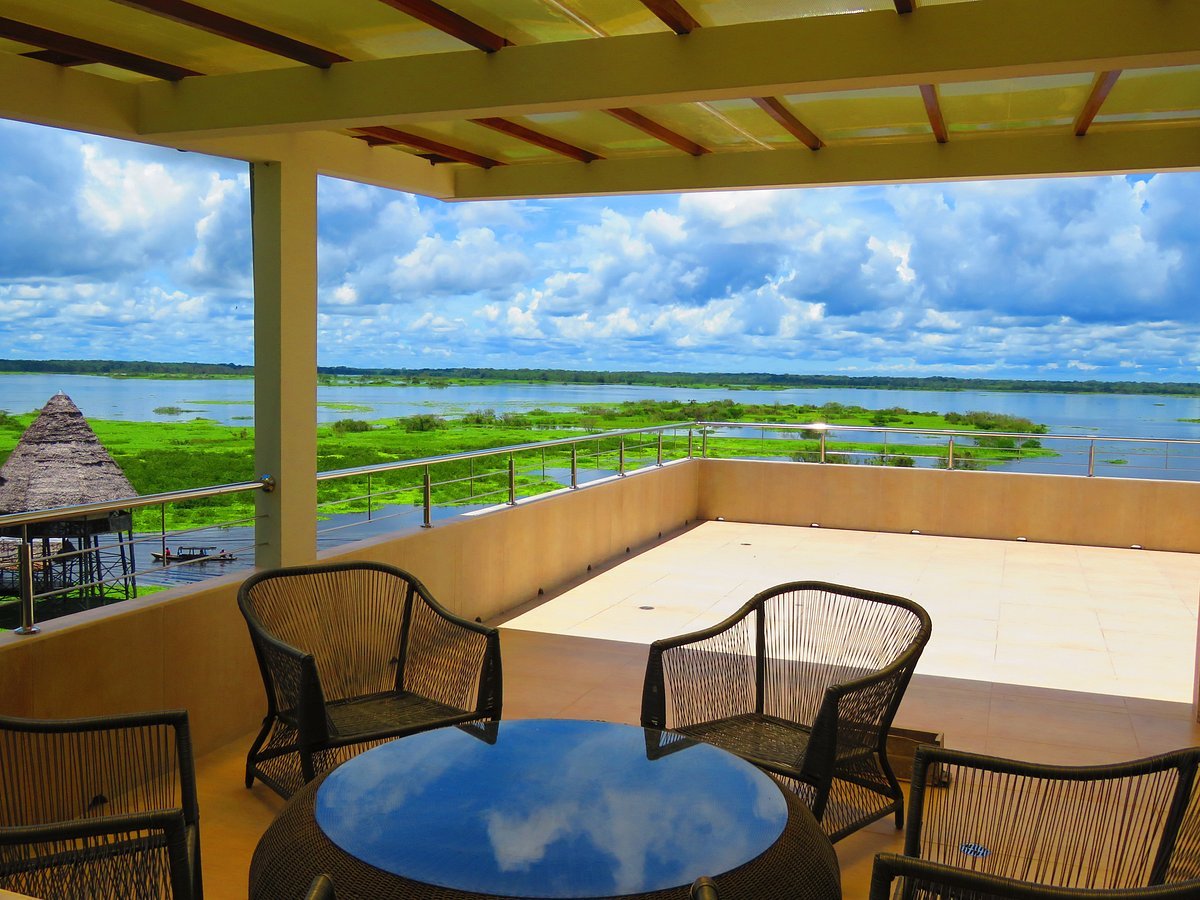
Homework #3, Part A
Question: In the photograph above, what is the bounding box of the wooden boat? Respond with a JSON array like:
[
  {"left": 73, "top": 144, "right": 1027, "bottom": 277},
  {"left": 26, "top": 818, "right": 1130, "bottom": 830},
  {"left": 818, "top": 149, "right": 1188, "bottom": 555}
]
[{"left": 152, "top": 546, "right": 237, "bottom": 563}]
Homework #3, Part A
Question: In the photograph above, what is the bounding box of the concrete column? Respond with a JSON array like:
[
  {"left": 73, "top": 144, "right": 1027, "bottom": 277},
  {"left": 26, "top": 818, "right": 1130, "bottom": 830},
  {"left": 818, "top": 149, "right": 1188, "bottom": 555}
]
[{"left": 251, "top": 161, "right": 318, "bottom": 568}]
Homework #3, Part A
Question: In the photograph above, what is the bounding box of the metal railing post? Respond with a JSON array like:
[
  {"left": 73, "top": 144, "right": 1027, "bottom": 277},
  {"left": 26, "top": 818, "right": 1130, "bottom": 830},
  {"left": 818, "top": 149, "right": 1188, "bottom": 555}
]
[
  {"left": 366, "top": 473, "right": 373, "bottom": 521},
  {"left": 819, "top": 430, "right": 827, "bottom": 463},
  {"left": 656, "top": 432, "right": 664, "bottom": 466},
  {"left": 687, "top": 428, "right": 694, "bottom": 459},
  {"left": 701, "top": 428, "right": 708, "bottom": 458},
  {"left": 508, "top": 454, "right": 517, "bottom": 505},
  {"left": 1087, "top": 440, "right": 1096, "bottom": 477},
  {"left": 947, "top": 438, "right": 955, "bottom": 470},
  {"left": 422, "top": 466, "right": 432, "bottom": 528},
  {"left": 618, "top": 440, "right": 626, "bottom": 476},
  {"left": 159, "top": 505, "right": 167, "bottom": 562},
  {"left": 570, "top": 444, "right": 579, "bottom": 488},
  {"left": 15, "top": 537, "right": 38, "bottom": 635}
]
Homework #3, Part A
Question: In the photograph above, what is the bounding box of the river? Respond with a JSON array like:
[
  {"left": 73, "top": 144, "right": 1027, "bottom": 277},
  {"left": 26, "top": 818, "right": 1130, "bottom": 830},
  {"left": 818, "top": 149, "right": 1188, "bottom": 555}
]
[{"left": 5, "top": 372, "right": 1200, "bottom": 439}]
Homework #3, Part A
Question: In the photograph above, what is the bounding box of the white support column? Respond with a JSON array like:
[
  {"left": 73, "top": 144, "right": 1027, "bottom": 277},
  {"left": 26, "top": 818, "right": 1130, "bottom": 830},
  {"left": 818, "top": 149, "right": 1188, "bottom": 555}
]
[{"left": 251, "top": 160, "right": 318, "bottom": 568}]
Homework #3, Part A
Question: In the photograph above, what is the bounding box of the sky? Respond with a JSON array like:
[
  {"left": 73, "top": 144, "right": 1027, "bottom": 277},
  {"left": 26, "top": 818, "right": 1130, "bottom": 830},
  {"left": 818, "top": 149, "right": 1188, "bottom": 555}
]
[{"left": 1, "top": 117, "right": 1198, "bottom": 380}]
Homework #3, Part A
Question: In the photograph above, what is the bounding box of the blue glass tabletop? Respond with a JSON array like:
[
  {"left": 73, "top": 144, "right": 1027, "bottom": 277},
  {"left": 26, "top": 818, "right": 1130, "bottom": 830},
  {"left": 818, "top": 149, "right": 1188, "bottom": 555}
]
[{"left": 314, "top": 718, "right": 788, "bottom": 898}]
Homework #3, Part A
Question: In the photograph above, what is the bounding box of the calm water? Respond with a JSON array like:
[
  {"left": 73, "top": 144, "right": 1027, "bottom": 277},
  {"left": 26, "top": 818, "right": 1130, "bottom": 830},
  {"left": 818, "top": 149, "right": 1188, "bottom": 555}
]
[{"left": 5, "top": 372, "right": 1200, "bottom": 438}]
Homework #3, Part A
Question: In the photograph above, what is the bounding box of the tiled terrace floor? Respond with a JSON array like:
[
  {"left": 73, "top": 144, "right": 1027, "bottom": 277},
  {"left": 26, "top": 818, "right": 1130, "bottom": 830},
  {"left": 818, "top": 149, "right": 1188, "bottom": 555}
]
[{"left": 198, "top": 523, "right": 1200, "bottom": 899}]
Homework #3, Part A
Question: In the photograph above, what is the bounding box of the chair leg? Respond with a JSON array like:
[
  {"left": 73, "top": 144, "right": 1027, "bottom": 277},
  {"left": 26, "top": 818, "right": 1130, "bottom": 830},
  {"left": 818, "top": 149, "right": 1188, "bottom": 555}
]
[
  {"left": 244, "top": 716, "right": 274, "bottom": 789},
  {"left": 877, "top": 748, "right": 906, "bottom": 829}
]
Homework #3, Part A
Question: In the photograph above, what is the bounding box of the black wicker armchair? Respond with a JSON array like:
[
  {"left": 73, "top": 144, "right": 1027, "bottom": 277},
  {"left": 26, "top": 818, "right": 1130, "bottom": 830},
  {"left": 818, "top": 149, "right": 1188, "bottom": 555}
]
[
  {"left": 869, "top": 745, "right": 1200, "bottom": 899},
  {"left": 238, "top": 561, "right": 503, "bottom": 797},
  {"left": 642, "top": 581, "right": 931, "bottom": 842},
  {"left": 0, "top": 709, "right": 202, "bottom": 900}
]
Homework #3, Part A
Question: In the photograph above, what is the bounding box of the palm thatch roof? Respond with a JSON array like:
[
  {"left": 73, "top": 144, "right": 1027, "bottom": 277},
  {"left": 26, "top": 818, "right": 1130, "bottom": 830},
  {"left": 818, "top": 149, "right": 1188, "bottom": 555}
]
[{"left": 0, "top": 393, "right": 136, "bottom": 515}]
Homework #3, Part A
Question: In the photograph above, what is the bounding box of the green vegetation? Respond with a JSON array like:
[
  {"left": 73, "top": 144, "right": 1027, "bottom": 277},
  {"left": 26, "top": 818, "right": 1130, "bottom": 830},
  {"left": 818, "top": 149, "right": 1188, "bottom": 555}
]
[
  {"left": 153, "top": 406, "right": 187, "bottom": 415},
  {"left": 1181, "top": 418, "right": 1200, "bottom": 424},
  {"left": 0, "top": 399, "right": 1054, "bottom": 532},
  {"left": 4, "top": 358, "right": 1200, "bottom": 397}
]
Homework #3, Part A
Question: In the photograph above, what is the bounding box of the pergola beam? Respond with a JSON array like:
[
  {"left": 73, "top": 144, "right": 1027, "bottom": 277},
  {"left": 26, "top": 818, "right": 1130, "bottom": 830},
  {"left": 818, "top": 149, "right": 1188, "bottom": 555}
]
[
  {"left": 605, "top": 107, "right": 709, "bottom": 155},
  {"left": 134, "top": 0, "right": 1200, "bottom": 139},
  {"left": 753, "top": 96, "right": 822, "bottom": 150},
  {"left": 110, "top": 0, "right": 348, "bottom": 67},
  {"left": 640, "top": 0, "right": 702, "bottom": 35},
  {"left": 452, "top": 124, "right": 1200, "bottom": 200},
  {"left": 1075, "top": 70, "right": 1122, "bottom": 136},
  {"left": 919, "top": 83, "right": 948, "bottom": 142},
  {"left": 0, "top": 15, "right": 201, "bottom": 80},
  {"left": 375, "top": 0, "right": 508, "bottom": 53}
]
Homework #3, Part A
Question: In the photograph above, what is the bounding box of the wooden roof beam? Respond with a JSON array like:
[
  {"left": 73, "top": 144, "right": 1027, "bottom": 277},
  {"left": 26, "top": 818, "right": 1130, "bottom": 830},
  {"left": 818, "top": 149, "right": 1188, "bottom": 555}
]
[
  {"left": 1074, "top": 70, "right": 1122, "bottom": 135},
  {"left": 753, "top": 96, "right": 822, "bottom": 150},
  {"left": 919, "top": 83, "right": 948, "bottom": 142},
  {"left": 453, "top": 123, "right": 1200, "bottom": 200},
  {"left": 21, "top": 49, "right": 90, "bottom": 66},
  {"left": 351, "top": 126, "right": 502, "bottom": 168},
  {"left": 135, "top": 0, "right": 1200, "bottom": 139},
  {"left": 604, "top": 108, "right": 708, "bottom": 155},
  {"left": 471, "top": 117, "right": 601, "bottom": 162},
  {"left": 376, "top": 0, "right": 509, "bottom": 53},
  {"left": 110, "top": 0, "right": 348, "bottom": 67},
  {"left": 894, "top": 1, "right": 916, "bottom": 14},
  {"left": 640, "top": 0, "right": 701, "bottom": 35},
  {"left": 0, "top": 15, "right": 200, "bottom": 80}
]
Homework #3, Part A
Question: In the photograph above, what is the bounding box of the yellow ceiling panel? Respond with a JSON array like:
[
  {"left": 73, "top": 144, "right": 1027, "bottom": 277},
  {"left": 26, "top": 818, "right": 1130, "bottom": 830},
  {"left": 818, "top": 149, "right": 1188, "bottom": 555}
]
[
  {"left": 523, "top": 109, "right": 669, "bottom": 156},
  {"left": 689, "top": 0, "right": 894, "bottom": 27},
  {"left": 615, "top": 102, "right": 767, "bottom": 150},
  {"left": 415, "top": 119, "right": 558, "bottom": 164},
  {"left": 939, "top": 74, "right": 1094, "bottom": 134},
  {"left": 1095, "top": 66, "right": 1200, "bottom": 124},
  {"left": 447, "top": 0, "right": 666, "bottom": 42},
  {"left": 778, "top": 87, "right": 932, "bottom": 143},
  {"left": 1, "top": 0, "right": 295, "bottom": 75}
]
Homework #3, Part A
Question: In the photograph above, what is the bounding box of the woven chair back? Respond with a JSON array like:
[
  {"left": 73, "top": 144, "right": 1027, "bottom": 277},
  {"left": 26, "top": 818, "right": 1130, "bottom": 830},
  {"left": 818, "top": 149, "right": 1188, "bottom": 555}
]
[{"left": 241, "top": 563, "right": 417, "bottom": 703}]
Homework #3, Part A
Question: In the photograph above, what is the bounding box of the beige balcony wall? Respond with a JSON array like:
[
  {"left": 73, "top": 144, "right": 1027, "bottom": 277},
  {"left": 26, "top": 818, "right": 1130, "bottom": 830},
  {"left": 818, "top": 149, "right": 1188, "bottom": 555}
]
[
  {"left": 700, "top": 460, "right": 1200, "bottom": 553},
  {"left": 0, "top": 461, "right": 700, "bottom": 755}
]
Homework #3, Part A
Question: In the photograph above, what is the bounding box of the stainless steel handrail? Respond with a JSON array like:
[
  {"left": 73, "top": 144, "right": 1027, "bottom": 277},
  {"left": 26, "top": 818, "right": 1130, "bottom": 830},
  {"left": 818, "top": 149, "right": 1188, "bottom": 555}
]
[
  {"left": 5, "top": 417, "right": 1199, "bottom": 635},
  {"left": 0, "top": 476, "right": 274, "bottom": 531},
  {"left": 696, "top": 421, "right": 1200, "bottom": 446},
  {"left": 314, "top": 422, "right": 694, "bottom": 481}
]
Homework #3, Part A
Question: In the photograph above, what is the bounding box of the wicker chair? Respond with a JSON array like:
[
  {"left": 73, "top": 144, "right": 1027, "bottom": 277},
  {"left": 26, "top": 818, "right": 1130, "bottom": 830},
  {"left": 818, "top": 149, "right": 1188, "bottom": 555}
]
[
  {"left": 869, "top": 745, "right": 1200, "bottom": 899},
  {"left": 238, "top": 561, "right": 503, "bottom": 797},
  {"left": 642, "top": 581, "right": 931, "bottom": 842},
  {"left": 0, "top": 709, "right": 202, "bottom": 900}
]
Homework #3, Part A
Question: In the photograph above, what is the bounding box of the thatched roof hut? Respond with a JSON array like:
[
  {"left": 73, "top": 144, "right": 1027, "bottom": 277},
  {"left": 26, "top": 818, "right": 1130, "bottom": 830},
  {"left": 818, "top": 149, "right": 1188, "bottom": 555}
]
[{"left": 0, "top": 392, "right": 136, "bottom": 515}]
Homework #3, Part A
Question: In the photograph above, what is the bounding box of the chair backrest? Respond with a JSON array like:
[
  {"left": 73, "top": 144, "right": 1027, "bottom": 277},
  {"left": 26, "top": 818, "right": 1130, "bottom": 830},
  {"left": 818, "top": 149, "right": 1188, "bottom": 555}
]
[
  {"left": 870, "top": 853, "right": 1200, "bottom": 899},
  {"left": 0, "top": 710, "right": 198, "bottom": 900},
  {"left": 755, "top": 582, "right": 931, "bottom": 731},
  {"left": 908, "top": 745, "right": 1200, "bottom": 892},
  {"left": 239, "top": 561, "right": 427, "bottom": 703},
  {"left": 0, "top": 709, "right": 196, "bottom": 829}
]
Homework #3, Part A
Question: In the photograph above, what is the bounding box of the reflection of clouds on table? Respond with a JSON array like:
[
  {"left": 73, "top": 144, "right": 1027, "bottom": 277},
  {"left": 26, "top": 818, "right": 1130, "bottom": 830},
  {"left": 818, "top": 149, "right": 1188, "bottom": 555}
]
[
  {"left": 317, "top": 730, "right": 471, "bottom": 856},
  {"left": 317, "top": 720, "right": 787, "bottom": 898}
]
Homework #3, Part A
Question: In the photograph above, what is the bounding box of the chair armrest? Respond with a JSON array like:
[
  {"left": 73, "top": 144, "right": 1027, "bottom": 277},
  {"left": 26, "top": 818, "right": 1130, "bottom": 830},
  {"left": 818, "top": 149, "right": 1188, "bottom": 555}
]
[
  {"left": 403, "top": 591, "right": 502, "bottom": 717},
  {"left": 641, "top": 608, "right": 757, "bottom": 729},
  {"left": 0, "top": 810, "right": 193, "bottom": 900},
  {"left": 870, "top": 854, "right": 1200, "bottom": 899},
  {"left": 250, "top": 627, "right": 328, "bottom": 743}
]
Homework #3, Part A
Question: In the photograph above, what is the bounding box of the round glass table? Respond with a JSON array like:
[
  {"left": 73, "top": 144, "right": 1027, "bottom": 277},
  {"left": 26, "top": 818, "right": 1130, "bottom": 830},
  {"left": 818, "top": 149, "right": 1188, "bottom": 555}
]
[{"left": 249, "top": 719, "right": 841, "bottom": 900}]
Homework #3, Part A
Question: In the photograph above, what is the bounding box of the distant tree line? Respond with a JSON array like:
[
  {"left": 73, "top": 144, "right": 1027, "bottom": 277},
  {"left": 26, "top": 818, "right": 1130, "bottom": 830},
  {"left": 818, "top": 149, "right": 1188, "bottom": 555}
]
[
  {"left": 4, "top": 359, "right": 1200, "bottom": 397},
  {"left": 0, "top": 359, "right": 252, "bottom": 376}
]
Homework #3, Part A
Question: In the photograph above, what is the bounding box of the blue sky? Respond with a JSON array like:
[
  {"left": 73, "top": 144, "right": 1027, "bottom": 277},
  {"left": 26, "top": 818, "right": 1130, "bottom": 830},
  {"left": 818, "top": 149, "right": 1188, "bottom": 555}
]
[{"left": 1, "top": 118, "right": 1198, "bottom": 380}]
